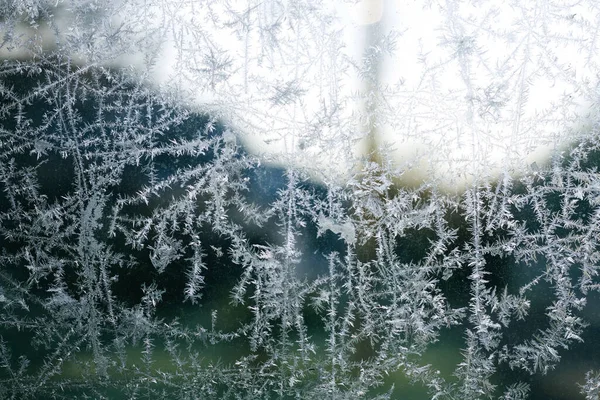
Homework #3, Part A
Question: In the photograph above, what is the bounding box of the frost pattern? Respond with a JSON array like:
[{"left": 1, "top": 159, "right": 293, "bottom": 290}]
[
  {"left": 580, "top": 370, "right": 600, "bottom": 400},
  {"left": 1, "top": 1, "right": 600, "bottom": 399}
]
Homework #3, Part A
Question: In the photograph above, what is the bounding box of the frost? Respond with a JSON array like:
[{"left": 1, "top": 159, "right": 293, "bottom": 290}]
[
  {"left": 317, "top": 214, "right": 356, "bottom": 245},
  {"left": 580, "top": 370, "right": 600, "bottom": 400},
  {"left": 1, "top": 1, "right": 600, "bottom": 399}
]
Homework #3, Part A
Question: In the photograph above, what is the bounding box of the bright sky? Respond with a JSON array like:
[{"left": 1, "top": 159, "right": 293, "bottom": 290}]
[{"left": 176, "top": 0, "right": 596, "bottom": 189}]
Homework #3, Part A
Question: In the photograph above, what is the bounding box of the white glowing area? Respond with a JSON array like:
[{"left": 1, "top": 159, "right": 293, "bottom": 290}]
[
  {"left": 128, "top": 0, "right": 599, "bottom": 189},
  {"left": 2, "top": 0, "right": 599, "bottom": 189}
]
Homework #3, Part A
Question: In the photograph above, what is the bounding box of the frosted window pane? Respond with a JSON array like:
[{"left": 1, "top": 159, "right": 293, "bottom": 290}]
[{"left": 0, "top": 1, "right": 600, "bottom": 399}]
